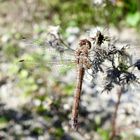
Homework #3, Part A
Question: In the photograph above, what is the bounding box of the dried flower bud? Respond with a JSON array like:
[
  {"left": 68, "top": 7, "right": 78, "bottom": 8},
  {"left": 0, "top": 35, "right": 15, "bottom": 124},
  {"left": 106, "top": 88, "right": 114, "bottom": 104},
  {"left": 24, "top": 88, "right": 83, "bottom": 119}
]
[{"left": 134, "top": 59, "right": 140, "bottom": 70}]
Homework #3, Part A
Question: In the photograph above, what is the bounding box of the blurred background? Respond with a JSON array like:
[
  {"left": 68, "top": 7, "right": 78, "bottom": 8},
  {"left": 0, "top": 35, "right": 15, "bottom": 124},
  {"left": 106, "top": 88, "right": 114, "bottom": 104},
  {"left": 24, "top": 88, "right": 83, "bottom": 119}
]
[{"left": 0, "top": 0, "right": 140, "bottom": 140}]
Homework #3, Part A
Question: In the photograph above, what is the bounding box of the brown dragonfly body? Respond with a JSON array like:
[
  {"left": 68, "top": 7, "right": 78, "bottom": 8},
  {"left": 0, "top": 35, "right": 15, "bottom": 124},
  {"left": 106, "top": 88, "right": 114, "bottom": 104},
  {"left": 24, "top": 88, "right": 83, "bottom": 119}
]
[
  {"left": 71, "top": 39, "right": 92, "bottom": 130},
  {"left": 19, "top": 30, "right": 106, "bottom": 130}
]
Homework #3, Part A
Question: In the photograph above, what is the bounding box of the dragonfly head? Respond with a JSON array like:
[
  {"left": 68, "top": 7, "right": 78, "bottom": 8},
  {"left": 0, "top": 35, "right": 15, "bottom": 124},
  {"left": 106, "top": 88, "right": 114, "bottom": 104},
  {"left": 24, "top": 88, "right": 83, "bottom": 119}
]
[{"left": 79, "top": 39, "right": 91, "bottom": 49}]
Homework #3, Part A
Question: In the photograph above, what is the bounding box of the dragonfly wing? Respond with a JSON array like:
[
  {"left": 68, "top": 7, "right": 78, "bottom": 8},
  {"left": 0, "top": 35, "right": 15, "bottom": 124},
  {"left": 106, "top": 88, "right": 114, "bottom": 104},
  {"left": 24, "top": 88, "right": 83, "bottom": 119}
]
[
  {"left": 17, "top": 56, "right": 77, "bottom": 75},
  {"left": 20, "top": 36, "right": 76, "bottom": 61}
]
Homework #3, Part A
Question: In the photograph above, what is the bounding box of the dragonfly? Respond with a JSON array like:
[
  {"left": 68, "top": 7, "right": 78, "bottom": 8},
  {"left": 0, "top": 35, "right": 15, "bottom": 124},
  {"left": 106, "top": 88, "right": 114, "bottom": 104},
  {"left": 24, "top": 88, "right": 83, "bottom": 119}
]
[{"left": 18, "top": 28, "right": 109, "bottom": 130}]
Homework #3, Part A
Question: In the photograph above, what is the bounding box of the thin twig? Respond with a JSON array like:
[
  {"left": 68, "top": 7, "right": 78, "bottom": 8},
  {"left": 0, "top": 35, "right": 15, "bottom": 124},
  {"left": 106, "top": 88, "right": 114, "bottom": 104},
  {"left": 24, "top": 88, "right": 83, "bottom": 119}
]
[{"left": 110, "top": 86, "right": 122, "bottom": 140}]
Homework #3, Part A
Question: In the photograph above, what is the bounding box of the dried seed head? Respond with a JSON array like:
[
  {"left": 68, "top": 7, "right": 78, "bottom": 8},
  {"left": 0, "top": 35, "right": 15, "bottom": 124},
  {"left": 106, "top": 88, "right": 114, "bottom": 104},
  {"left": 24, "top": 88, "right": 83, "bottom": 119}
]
[
  {"left": 134, "top": 59, "right": 140, "bottom": 70},
  {"left": 95, "top": 30, "right": 105, "bottom": 46}
]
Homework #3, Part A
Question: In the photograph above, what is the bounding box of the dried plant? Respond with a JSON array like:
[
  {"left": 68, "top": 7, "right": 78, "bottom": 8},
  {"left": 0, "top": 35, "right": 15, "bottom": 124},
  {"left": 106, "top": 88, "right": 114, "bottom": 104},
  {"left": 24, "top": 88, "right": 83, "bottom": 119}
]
[
  {"left": 89, "top": 30, "right": 140, "bottom": 139},
  {"left": 21, "top": 27, "right": 140, "bottom": 136}
]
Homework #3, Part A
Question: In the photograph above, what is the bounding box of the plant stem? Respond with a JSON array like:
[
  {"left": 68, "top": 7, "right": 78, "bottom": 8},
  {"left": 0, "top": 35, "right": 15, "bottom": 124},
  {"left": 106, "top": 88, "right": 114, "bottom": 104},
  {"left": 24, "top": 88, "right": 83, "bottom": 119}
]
[{"left": 110, "top": 86, "right": 122, "bottom": 140}]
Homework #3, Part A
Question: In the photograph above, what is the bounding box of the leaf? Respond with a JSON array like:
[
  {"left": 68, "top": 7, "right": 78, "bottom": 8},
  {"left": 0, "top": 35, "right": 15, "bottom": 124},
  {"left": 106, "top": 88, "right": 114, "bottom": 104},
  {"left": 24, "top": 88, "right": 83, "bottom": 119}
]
[
  {"left": 126, "top": 12, "right": 140, "bottom": 27},
  {"left": 97, "top": 128, "right": 110, "bottom": 140},
  {"left": 0, "top": 117, "right": 9, "bottom": 129}
]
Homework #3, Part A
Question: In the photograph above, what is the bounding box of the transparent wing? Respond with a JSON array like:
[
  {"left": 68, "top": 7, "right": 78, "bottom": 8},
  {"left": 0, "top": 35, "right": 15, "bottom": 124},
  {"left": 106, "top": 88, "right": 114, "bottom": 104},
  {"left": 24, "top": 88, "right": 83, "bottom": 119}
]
[
  {"left": 18, "top": 32, "right": 77, "bottom": 69},
  {"left": 18, "top": 32, "right": 95, "bottom": 67},
  {"left": 18, "top": 33, "right": 96, "bottom": 82}
]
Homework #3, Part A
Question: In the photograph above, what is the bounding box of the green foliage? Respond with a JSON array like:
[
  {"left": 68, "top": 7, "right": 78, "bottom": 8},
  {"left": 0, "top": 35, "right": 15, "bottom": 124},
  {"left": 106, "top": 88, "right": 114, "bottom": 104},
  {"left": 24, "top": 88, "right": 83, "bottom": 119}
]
[
  {"left": 3, "top": 42, "right": 20, "bottom": 60},
  {"left": 97, "top": 128, "right": 110, "bottom": 140},
  {"left": 0, "top": 117, "right": 9, "bottom": 129},
  {"left": 121, "top": 132, "right": 140, "bottom": 140},
  {"left": 31, "top": 126, "right": 44, "bottom": 135},
  {"left": 40, "top": 0, "right": 140, "bottom": 29},
  {"left": 63, "top": 84, "right": 74, "bottom": 96},
  {"left": 126, "top": 12, "right": 140, "bottom": 27},
  {"left": 51, "top": 127, "right": 64, "bottom": 140}
]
